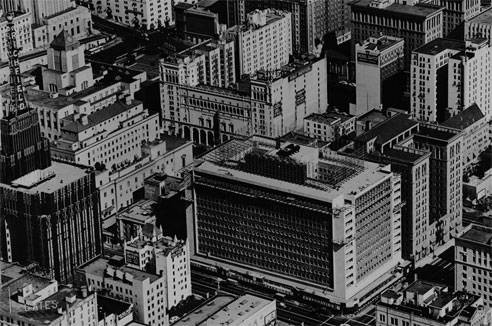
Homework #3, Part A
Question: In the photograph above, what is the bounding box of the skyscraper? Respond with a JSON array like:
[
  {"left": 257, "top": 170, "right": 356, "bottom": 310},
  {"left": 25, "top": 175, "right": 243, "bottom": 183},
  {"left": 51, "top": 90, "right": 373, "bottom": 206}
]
[
  {"left": 0, "top": 13, "right": 51, "bottom": 184},
  {"left": 0, "top": 13, "right": 102, "bottom": 283}
]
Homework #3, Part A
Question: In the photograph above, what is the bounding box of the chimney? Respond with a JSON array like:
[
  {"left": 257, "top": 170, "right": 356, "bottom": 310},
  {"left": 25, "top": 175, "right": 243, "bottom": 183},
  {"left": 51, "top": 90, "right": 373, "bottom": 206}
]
[
  {"left": 80, "top": 115, "right": 89, "bottom": 125},
  {"left": 81, "top": 286, "right": 88, "bottom": 298},
  {"left": 125, "top": 96, "right": 132, "bottom": 105}
]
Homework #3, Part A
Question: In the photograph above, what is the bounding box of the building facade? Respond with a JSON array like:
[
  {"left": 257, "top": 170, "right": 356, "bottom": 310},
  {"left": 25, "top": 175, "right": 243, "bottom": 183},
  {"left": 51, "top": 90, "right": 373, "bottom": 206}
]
[
  {"left": 32, "top": 5, "right": 92, "bottom": 49},
  {"left": 51, "top": 98, "right": 160, "bottom": 167},
  {"left": 455, "top": 224, "right": 492, "bottom": 309},
  {"left": 161, "top": 56, "right": 328, "bottom": 143},
  {"left": 465, "top": 8, "right": 492, "bottom": 45},
  {"left": 87, "top": 0, "right": 196, "bottom": 30},
  {"left": 191, "top": 136, "right": 403, "bottom": 308},
  {"left": 410, "top": 38, "right": 464, "bottom": 122},
  {"left": 442, "top": 104, "right": 490, "bottom": 174},
  {"left": 350, "top": 0, "right": 443, "bottom": 67},
  {"left": 77, "top": 257, "right": 168, "bottom": 326},
  {"left": 244, "top": 0, "right": 331, "bottom": 55},
  {"left": 160, "top": 38, "right": 236, "bottom": 89},
  {"left": 352, "top": 114, "right": 431, "bottom": 264},
  {"left": 447, "top": 38, "right": 492, "bottom": 121},
  {"left": 125, "top": 231, "right": 192, "bottom": 309},
  {"left": 225, "top": 9, "right": 292, "bottom": 76},
  {"left": 0, "top": 267, "right": 98, "bottom": 326},
  {"left": 436, "top": 0, "right": 480, "bottom": 37},
  {"left": 0, "top": 11, "right": 33, "bottom": 62},
  {"left": 412, "top": 124, "right": 463, "bottom": 250},
  {"left": 0, "top": 162, "right": 102, "bottom": 283},
  {"left": 355, "top": 35, "right": 404, "bottom": 116},
  {"left": 42, "top": 30, "right": 95, "bottom": 95},
  {"left": 304, "top": 111, "right": 356, "bottom": 142}
]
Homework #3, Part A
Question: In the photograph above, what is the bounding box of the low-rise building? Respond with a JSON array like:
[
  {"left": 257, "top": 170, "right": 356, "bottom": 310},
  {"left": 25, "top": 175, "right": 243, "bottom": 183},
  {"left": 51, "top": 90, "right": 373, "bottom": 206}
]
[
  {"left": 97, "top": 295, "right": 134, "bottom": 326},
  {"left": 76, "top": 256, "right": 168, "bottom": 326},
  {"left": 376, "top": 280, "right": 491, "bottom": 326},
  {"left": 0, "top": 263, "right": 98, "bottom": 326},
  {"left": 95, "top": 136, "right": 193, "bottom": 218},
  {"left": 455, "top": 224, "right": 492, "bottom": 309},
  {"left": 304, "top": 111, "right": 356, "bottom": 142},
  {"left": 173, "top": 294, "right": 277, "bottom": 326},
  {"left": 51, "top": 98, "right": 159, "bottom": 167},
  {"left": 463, "top": 168, "right": 492, "bottom": 201}
]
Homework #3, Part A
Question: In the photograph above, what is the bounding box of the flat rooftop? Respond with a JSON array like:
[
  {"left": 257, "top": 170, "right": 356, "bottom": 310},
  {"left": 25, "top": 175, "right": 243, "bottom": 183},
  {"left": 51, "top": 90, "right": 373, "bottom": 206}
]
[
  {"left": 467, "top": 7, "right": 492, "bottom": 25},
  {"left": 0, "top": 273, "right": 91, "bottom": 325},
  {"left": 7, "top": 161, "right": 90, "bottom": 194},
  {"left": 356, "top": 114, "right": 418, "bottom": 146},
  {"left": 198, "top": 137, "right": 391, "bottom": 200},
  {"left": 406, "top": 280, "right": 437, "bottom": 295},
  {"left": 26, "top": 88, "right": 79, "bottom": 110},
  {"left": 350, "top": 0, "right": 443, "bottom": 18},
  {"left": 62, "top": 99, "right": 142, "bottom": 133},
  {"left": 377, "top": 147, "right": 429, "bottom": 164},
  {"left": 174, "top": 294, "right": 273, "bottom": 326},
  {"left": 414, "top": 38, "right": 464, "bottom": 55},
  {"left": 359, "top": 35, "right": 404, "bottom": 52},
  {"left": 459, "top": 224, "right": 492, "bottom": 246},
  {"left": 79, "top": 257, "right": 161, "bottom": 283},
  {"left": 116, "top": 199, "right": 157, "bottom": 224},
  {"left": 174, "top": 295, "right": 236, "bottom": 326},
  {"left": 416, "top": 124, "right": 460, "bottom": 142},
  {"left": 305, "top": 111, "right": 354, "bottom": 125}
]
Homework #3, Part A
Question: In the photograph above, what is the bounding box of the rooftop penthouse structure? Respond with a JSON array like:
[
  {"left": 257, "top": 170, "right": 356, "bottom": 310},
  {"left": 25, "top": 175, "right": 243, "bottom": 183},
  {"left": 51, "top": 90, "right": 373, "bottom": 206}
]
[
  {"left": 376, "top": 280, "right": 491, "bottom": 326},
  {"left": 191, "top": 136, "right": 403, "bottom": 309}
]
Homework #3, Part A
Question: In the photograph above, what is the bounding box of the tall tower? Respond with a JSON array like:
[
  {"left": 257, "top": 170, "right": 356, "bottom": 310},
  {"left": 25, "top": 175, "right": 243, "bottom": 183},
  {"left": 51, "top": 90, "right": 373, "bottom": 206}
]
[{"left": 0, "top": 12, "right": 51, "bottom": 183}]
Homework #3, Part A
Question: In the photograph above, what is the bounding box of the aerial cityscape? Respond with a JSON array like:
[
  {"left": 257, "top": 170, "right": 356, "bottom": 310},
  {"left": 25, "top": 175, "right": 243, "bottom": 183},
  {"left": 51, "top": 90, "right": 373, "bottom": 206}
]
[{"left": 0, "top": 0, "right": 490, "bottom": 325}]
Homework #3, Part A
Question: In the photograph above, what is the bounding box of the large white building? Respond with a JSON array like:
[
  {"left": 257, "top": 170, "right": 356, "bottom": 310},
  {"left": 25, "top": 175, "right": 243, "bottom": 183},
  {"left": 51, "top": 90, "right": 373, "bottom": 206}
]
[
  {"left": 192, "top": 136, "right": 403, "bottom": 308},
  {"left": 77, "top": 257, "right": 168, "bottom": 326},
  {"left": 160, "top": 38, "right": 236, "bottom": 89},
  {"left": 125, "top": 228, "right": 192, "bottom": 309},
  {"left": 455, "top": 224, "right": 492, "bottom": 309},
  {"left": 161, "top": 56, "right": 328, "bottom": 143},
  {"left": 51, "top": 98, "right": 159, "bottom": 167},
  {"left": 225, "top": 9, "right": 292, "bottom": 76}
]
